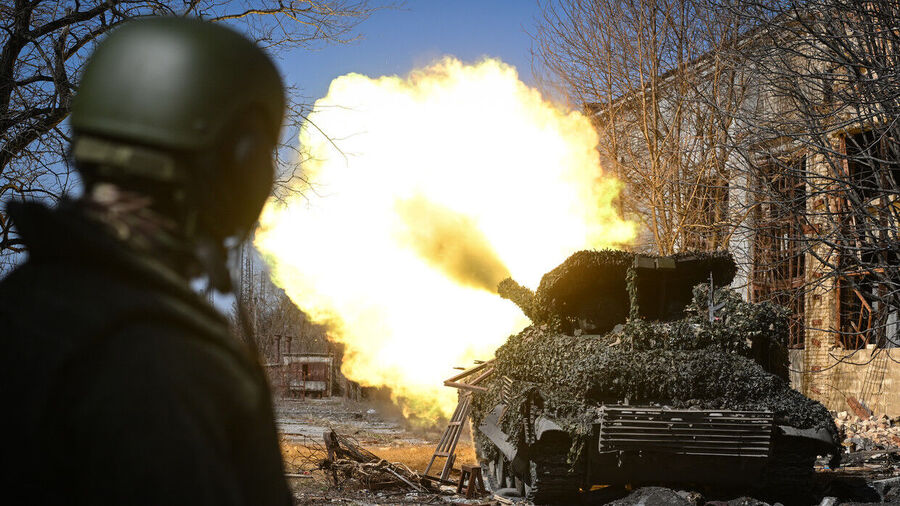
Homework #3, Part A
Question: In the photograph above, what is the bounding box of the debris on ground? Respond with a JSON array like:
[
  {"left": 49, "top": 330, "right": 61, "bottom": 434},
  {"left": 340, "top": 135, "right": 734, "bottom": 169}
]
[
  {"left": 835, "top": 449, "right": 900, "bottom": 482},
  {"left": 829, "top": 411, "right": 900, "bottom": 482},
  {"left": 604, "top": 486, "right": 693, "bottom": 506},
  {"left": 836, "top": 412, "right": 900, "bottom": 452},
  {"left": 277, "top": 398, "right": 494, "bottom": 504},
  {"left": 321, "top": 429, "right": 442, "bottom": 493}
]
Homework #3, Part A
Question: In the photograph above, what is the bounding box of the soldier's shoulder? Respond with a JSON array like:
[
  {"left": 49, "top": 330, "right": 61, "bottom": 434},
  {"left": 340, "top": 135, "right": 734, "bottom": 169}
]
[
  {"left": 0, "top": 253, "right": 242, "bottom": 373},
  {"left": 98, "top": 318, "right": 261, "bottom": 399}
]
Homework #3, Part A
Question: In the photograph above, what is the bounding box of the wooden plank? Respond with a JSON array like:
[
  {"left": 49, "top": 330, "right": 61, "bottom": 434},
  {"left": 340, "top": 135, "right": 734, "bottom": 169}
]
[
  {"left": 443, "top": 360, "right": 494, "bottom": 384},
  {"left": 443, "top": 381, "right": 488, "bottom": 392}
]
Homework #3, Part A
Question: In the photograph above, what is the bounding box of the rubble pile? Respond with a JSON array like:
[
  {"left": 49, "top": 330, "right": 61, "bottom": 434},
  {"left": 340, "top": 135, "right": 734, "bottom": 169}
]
[
  {"left": 320, "top": 459, "right": 432, "bottom": 492},
  {"left": 836, "top": 412, "right": 900, "bottom": 452}
]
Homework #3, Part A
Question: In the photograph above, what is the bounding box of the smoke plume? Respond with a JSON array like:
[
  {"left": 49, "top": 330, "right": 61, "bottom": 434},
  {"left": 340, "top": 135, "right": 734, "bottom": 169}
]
[{"left": 395, "top": 195, "right": 510, "bottom": 292}]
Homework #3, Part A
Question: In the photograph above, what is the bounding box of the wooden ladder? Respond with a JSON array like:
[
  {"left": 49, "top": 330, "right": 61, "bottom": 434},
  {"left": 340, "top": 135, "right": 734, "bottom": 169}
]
[
  {"left": 424, "top": 392, "right": 472, "bottom": 482},
  {"left": 423, "top": 360, "right": 494, "bottom": 483}
]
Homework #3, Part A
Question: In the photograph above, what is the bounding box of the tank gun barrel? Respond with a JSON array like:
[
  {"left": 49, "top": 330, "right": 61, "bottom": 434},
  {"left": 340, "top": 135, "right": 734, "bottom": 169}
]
[{"left": 497, "top": 277, "right": 546, "bottom": 323}]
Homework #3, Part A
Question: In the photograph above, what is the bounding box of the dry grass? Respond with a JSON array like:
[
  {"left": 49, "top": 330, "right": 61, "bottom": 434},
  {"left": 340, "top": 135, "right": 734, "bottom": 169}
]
[
  {"left": 369, "top": 441, "right": 477, "bottom": 473},
  {"left": 281, "top": 439, "right": 329, "bottom": 474},
  {"left": 280, "top": 438, "right": 477, "bottom": 476}
]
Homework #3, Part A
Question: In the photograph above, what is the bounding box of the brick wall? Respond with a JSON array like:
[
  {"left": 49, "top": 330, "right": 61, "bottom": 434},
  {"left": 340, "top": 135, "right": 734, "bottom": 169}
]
[{"left": 789, "top": 150, "right": 900, "bottom": 417}]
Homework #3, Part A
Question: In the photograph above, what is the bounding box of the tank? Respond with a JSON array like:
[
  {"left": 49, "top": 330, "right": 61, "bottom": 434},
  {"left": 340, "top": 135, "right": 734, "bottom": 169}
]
[{"left": 465, "top": 250, "right": 840, "bottom": 504}]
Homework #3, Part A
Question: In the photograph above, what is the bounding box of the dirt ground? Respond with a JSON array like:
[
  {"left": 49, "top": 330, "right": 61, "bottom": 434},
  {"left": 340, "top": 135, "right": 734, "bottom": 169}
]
[{"left": 275, "top": 397, "right": 481, "bottom": 505}]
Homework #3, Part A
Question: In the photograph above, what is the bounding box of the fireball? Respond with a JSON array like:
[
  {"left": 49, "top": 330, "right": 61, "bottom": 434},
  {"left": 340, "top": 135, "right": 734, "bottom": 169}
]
[{"left": 255, "top": 57, "right": 634, "bottom": 422}]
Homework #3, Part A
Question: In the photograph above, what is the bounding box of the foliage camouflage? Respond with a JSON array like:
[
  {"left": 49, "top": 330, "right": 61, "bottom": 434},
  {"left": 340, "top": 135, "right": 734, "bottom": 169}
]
[
  {"left": 475, "top": 250, "right": 836, "bottom": 465},
  {"left": 496, "top": 278, "right": 544, "bottom": 324},
  {"left": 499, "top": 249, "right": 737, "bottom": 334}
]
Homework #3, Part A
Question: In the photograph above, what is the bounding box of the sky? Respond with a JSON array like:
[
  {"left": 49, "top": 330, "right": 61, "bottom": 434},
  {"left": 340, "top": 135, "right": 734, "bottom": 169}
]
[{"left": 274, "top": 1, "right": 543, "bottom": 107}]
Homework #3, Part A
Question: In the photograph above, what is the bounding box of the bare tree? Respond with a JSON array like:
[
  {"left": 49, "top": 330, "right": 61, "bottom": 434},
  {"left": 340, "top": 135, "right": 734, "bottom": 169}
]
[
  {"left": 235, "top": 244, "right": 329, "bottom": 366},
  {"left": 532, "top": 0, "right": 750, "bottom": 255},
  {"left": 715, "top": 1, "right": 900, "bottom": 357},
  {"left": 533, "top": 0, "right": 900, "bottom": 412},
  {"left": 0, "top": 0, "right": 375, "bottom": 264},
  {"left": 231, "top": 242, "right": 341, "bottom": 397}
]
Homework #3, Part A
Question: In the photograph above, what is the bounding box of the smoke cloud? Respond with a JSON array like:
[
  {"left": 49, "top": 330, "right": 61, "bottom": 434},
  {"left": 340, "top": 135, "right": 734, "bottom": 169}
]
[{"left": 395, "top": 195, "right": 510, "bottom": 292}]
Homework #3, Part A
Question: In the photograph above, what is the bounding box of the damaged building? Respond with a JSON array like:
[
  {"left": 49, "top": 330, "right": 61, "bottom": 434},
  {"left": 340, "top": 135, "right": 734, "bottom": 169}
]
[{"left": 583, "top": 7, "right": 900, "bottom": 418}]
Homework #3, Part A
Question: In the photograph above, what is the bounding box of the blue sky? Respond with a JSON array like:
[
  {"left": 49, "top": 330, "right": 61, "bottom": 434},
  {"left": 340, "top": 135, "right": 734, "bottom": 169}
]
[{"left": 275, "top": 1, "right": 542, "bottom": 106}]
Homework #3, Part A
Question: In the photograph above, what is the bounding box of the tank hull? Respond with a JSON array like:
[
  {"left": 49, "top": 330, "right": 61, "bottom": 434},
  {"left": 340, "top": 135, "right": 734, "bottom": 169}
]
[{"left": 474, "top": 404, "right": 833, "bottom": 504}]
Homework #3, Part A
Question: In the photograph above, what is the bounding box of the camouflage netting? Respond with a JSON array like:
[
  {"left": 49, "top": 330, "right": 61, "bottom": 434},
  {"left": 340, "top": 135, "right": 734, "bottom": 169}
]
[
  {"left": 477, "top": 250, "right": 838, "bottom": 465},
  {"left": 497, "top": 278, "right": 543, "bottom": 324},
  {"left": 499, "top": 249, "right": 737, "bottom": 334}
]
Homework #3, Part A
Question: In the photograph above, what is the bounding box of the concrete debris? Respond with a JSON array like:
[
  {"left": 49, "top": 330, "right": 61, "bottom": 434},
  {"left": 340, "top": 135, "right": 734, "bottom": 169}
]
[{"left": 835, "top": 412, "right": 900, "bottom": 452}]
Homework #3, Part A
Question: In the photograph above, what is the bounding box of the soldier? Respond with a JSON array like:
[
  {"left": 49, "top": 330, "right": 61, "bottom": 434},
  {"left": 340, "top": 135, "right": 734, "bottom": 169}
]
[{"left": 0, "top": 18, "right": 291, "bottom": 505}]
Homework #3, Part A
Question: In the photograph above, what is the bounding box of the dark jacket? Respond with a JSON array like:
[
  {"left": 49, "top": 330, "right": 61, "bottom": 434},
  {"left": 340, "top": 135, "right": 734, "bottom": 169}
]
[{"left": 0, "top": 201, "right": 291, "bottom": 505}]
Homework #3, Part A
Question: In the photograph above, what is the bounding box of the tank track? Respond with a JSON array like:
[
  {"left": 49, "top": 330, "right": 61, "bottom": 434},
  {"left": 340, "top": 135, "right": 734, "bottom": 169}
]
[
  {"left": 759, "top": 452, "right": 816, "bottom": 502},
  {"left": 526, "top": 452, "right": 580, "bottom": 505}
]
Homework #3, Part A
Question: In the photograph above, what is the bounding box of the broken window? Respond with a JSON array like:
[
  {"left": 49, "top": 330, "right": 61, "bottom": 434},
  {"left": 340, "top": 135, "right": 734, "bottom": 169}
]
[
  {"left": 838, "top": 272, "right": 900, "bottom": 349},
  {"left": 839, "top": 130, "right": 900, "bottom": 267},
  {"left": 844, "top": 130, "right": 900, "bottom": 202},
  {"left": 833, "top": 129, "right": 900, "bottom": 350},
  {"left": 752, "top": 156, "right": 807, "bottom": 349}
]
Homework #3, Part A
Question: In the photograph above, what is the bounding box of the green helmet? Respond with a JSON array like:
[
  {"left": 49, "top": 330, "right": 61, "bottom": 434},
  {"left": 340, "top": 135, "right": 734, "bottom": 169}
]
[{"left": 71, "top": 16, "right": 286, "bottom": 241}]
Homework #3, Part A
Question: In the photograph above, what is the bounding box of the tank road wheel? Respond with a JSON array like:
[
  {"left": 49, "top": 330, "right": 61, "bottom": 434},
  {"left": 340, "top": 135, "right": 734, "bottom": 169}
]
[
  {"left": 524, "top": 452, "right": 580, "bottom": 505},
  {"left": 476, "top": 439, "right": 513, "bottom": 493},
  {"left": 482, "top": 453, "right": 515, "bottom": 492},
  {"left": 481, "top": 457, "right": 497, "bottom": 491}
]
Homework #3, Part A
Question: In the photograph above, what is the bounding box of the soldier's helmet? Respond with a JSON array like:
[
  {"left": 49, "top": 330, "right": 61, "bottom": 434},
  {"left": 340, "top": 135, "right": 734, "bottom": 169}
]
[{"left": 70, "top": 17, "right": 286, "bottom": 243}]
